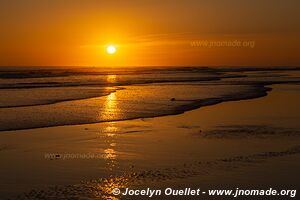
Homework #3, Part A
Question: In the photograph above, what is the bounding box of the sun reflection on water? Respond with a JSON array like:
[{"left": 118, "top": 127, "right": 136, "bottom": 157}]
[
  {"left": 100, "top": 91, "right": 121, "bottom": 121},
  {"left": 107, "top": 74, "right": 117, "bottom": 83}
]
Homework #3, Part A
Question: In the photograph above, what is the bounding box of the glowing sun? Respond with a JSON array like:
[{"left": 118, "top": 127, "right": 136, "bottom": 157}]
[{"left": 106, "top": 45, "right": 117, "bottom": 54}]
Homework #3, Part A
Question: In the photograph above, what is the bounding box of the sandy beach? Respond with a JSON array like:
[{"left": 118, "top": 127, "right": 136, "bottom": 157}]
[{"left": 0, "top": 83, "right": 299, "bottom": 199}]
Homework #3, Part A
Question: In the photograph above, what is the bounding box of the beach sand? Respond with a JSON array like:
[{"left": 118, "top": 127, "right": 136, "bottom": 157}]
[{"left": 0, "top": 84, "right": 299, "bottom": 199}]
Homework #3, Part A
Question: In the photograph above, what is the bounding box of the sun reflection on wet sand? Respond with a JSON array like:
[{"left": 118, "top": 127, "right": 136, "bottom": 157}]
[
  {"left": 102, "top": 122, "right": 119, "bottom": 171},
  {"left": 103, "top": 147, "right": 117, "bottom": 170},
  {"left": 104, "top": 123, "right": 118, "bottom": 137},
  {"left": 97, "top": 123, "right": 129, "bottom": 200},
  {"left": 96, "top": 177, "right": 129, "bottom": 200}
]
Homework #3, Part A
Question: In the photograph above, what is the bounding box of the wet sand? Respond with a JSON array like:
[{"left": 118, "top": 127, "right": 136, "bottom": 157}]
[{"left": 0, "top": 84, "right": 299, "bottom": 199}]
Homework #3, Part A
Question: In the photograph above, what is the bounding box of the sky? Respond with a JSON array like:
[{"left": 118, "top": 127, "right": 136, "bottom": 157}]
[{"left": 0, "top": 0, "right": 299, "bottom": 67}]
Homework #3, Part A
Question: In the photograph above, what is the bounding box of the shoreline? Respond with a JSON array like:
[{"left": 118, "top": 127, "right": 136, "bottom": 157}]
[
  {"left": 1, "top": 67, "right": 299, "bottom": 132},
  {"left": 0, "top": 84, "right": 271, "bottom": 132},
  {"left": 0, "top": 84, "right": 299, "bottom": 199}
]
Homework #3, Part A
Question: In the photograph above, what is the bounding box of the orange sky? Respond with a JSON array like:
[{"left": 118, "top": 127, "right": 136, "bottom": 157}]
[{"left": 0, "top": 0, "right": 299, "bottom": 67}]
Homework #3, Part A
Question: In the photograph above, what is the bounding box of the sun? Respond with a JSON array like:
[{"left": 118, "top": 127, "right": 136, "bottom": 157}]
[{"left": 106, "top": 45, "right": 117, "bottom": 55}]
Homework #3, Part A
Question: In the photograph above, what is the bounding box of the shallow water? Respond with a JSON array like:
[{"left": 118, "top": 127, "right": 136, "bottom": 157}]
[{"left": 0, "top": 67, "right": 299, "bottom": 131}]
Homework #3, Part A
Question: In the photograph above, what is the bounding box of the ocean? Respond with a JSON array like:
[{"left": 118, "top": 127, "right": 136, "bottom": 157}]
[{"left": 0, "top": 66, "right": 299, "bottom": 131}]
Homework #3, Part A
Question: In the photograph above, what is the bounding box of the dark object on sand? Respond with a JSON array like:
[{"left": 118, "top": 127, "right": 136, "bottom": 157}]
[{"left": 170, "top": 98, "right": 176, "bottom": 101}]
